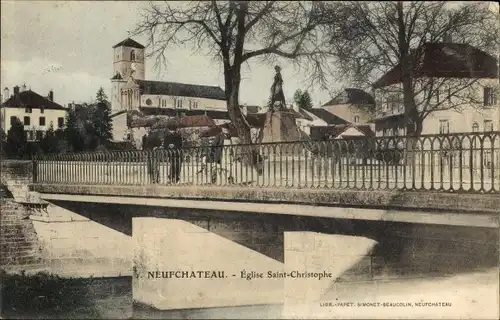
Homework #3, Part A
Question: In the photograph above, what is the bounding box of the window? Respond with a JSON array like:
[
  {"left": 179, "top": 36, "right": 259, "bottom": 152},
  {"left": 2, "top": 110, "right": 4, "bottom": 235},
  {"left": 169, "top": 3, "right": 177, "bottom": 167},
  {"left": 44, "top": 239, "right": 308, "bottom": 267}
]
[
  {"left": 392, "top": 128, "right": 398, "bottom": 136},
  {"left": 130, "top": 50, "right": 136, "bottom": 61},
  {"left": 472, "top": 122, "right": 479, "bottom": 132},
  {"left": 24, "top": 116, "right": 30, "bottom": 126},
  {"left": 193, "top": 101, "right": 198, "bottom": 108},
  {"left": 483, "top": 87, "right": 497, "bottom": 106},
  {"left": 439, "top": 119, "right": 449, "bottom": 134},
  {"left": 387, "top": 94, "right": 400, "bottom": 114},
  {"left": 145, "top": 98, "right": 152, "bottom": 106},
  {"left": 39, "top": 117, "right": 46, "bottom": 126},
  {"left": 484, "top": 120, "right": 493, "bottom": 132},
  {"left": 10, "top": 116, "right": 16, "bottom": 125},
  {"left": 36, "top": 130, "right": 44, "bottom": 141},
  {"left": 383, "top": 128, "right": 388, "bottom": 136},
  {"left": 58, "top": 117, "right": 64, "bottom": 128},
  {"left": 354, "top": 116, "right": 360, "bottom": 123},
  {"left": 41, "top": 107, "right": 44, "bottom": 114},
  {"left": 25, "top": 107, "right": 32, "bottom": 113},
  {"left": 177, "top": 99, "right": 183, "bottom": 108}
]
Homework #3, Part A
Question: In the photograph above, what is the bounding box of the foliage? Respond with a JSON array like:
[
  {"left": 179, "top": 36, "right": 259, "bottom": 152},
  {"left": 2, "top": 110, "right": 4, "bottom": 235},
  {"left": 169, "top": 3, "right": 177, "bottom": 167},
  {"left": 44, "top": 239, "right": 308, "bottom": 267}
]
[
  {"left": 95, "top": 86, "right": 108, "bottom": 104},
  {"left": 131, "top": 1, "right": 348, "bottom": 146},
  {"left": 39, "top": 123, "right": 57, "bottom": 154},
  {"left": 0, "top": 129, "right": 7, "bottom": 158},
  {"left": 326, "top": 1, "right": 498, "bottom": 136},
  {"left": 5, "top": 117, "right": 27, "bottom": 159},
  {"left": 0, "top": 270, "right": 101, "bottom": 319},
  {"left": 64, "top": 108, "right": 86, "bottom": 152},
  {"left": 90, "top": 101, "right": 113, "bottom": 148},
  {"left": 293, "top": 89, "right": 313, "bottom": 110}
]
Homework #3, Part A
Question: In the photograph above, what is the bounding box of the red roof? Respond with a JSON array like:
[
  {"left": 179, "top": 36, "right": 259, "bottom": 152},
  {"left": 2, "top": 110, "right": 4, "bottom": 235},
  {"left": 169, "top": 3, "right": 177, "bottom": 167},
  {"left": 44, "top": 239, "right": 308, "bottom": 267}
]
[{"left": 373, "top": 43, "right": 498, "bottom": 89}]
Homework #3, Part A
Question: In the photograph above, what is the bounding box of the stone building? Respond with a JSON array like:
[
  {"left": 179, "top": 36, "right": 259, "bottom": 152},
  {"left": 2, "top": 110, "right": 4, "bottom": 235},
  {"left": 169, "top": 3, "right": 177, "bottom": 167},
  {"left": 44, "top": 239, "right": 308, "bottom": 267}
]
[
  {"left": 1, "top": 85, "right": 67, "bottom": 141},
  {"left": 109, "top": 38, "right": 229, "bottom": 147}
]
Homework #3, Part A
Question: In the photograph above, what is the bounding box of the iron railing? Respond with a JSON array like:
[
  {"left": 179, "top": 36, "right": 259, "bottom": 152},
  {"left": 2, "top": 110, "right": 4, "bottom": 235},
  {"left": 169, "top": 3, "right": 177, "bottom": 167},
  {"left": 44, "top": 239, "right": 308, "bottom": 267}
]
[{"left": 32, "top": 132, "right": 500, "bottom": 193}]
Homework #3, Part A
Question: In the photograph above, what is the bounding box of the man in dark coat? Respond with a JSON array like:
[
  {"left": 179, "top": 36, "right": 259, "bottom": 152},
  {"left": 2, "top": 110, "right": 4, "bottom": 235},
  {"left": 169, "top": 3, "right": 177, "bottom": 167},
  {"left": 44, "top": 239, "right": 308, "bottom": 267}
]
[
  {"left": 200, "top": 131, "right": 223, "bottom": 184},
  {"left": 143, "top": 133, "right": 162, "bottom": 183},
  {"left": 164, "top": 129, "right": 183, "bottom": 183}
]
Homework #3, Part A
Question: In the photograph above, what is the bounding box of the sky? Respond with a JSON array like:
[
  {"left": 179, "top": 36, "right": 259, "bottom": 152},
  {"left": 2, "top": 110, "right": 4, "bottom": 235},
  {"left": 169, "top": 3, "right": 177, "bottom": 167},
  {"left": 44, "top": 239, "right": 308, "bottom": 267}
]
[{"left": 0, "top": 1, "right": 339, "bottom": 107}]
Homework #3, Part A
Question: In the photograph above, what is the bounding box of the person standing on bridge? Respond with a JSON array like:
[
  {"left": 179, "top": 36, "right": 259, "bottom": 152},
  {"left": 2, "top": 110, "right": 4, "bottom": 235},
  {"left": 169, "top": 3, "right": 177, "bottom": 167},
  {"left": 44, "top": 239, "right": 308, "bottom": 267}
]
[
  {"left": 165, "top": 129, "right": 183, "bottom": 183},
  {"left": 144, "top": 132, "right": 162, "bottom": 184},
  {"left": 206, "top": 130, "right": 225, "bottom": 184}
]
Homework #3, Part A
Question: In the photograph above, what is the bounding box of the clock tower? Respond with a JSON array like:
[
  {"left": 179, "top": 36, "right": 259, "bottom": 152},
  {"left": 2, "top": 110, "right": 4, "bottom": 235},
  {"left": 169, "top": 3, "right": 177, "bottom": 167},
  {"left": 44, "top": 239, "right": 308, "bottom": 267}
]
[{"left": 110, "top": 37, "right": 145, "bottom": 113}]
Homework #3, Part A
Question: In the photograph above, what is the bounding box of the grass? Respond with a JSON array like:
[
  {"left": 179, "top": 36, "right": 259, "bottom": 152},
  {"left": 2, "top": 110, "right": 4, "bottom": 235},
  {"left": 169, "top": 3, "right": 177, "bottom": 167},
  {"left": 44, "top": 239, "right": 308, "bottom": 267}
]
[{"left": 0, "top": 269, "right": 102, "bottom": 319}]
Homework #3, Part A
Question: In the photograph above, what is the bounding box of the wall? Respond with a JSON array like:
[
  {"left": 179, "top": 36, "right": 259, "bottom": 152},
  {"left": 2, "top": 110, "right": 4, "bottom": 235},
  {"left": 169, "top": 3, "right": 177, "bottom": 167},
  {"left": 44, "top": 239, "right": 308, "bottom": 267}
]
[
  {"left": 30, "top": 205, "right": 133, "bottom": 278},
  {"left": 2, "top": 107, "right": 67, "bottom": 140},
  {"left": 0, "top": 200, "right": 45, "bottom": 272},
  {"left": 373, "top": 77, "right": 500, "bottom": 136},
  {"left": 422, "top": 104, "right": 498, "bottom": 135},
  {"left": 110, "top": 80, "right": 126, "bottom": 114},
  {"left": 140, "top": 94, "right": 226, "bottom": 111},
  {"left": 111, "top": 112, "right": 129, "bottom": 142},
  {"left": 113, "top": 46, "right": 145, "bottom": 81},
  {"left": 1, "top": 160, "right": 133, "bottom": 278}
]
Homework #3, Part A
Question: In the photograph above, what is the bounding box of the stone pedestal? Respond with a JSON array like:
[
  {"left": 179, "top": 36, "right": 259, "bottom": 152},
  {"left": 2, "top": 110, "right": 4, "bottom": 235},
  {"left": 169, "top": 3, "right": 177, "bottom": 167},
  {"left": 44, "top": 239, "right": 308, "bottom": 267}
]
[
  {"left": 260, "top": 111, "right": 303, "bottom": 158},
  {"left": 261, "top": 111, "right": 300, "bottom": 143}
]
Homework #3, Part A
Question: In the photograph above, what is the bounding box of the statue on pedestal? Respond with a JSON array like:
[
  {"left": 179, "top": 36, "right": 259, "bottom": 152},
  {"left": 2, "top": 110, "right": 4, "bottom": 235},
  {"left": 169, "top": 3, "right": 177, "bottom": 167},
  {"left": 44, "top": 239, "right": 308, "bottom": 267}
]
[{"left": 268, "top": 65, "right": 286, "bottom": 112}]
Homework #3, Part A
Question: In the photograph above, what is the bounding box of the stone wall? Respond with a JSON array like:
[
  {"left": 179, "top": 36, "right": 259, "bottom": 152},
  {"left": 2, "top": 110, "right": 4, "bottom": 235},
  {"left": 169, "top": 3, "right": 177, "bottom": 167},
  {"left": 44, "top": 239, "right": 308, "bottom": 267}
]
[{"left": 0, "top": 200, "right": 45, "bottom": 272}]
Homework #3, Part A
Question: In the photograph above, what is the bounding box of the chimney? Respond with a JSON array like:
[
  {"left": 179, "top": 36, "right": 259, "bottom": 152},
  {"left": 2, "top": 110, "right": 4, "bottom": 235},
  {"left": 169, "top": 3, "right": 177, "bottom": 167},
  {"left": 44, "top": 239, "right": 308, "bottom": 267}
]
[
  {"left": 13, "top": 86, "right": 20, "bottom": 95},
  {"left": 21, "top": 83, "right": 27, "bottom": 92},
  {"left": 48, "top": 90, "right": 54, "bottom": 101},
  {"left": 3, "top": 87, "right": 9, "bottom": 102}
]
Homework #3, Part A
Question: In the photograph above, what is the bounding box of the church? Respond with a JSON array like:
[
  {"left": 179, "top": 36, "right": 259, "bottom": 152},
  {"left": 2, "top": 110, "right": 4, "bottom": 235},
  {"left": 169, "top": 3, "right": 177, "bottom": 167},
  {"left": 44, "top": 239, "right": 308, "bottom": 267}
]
[{"left": 109, "top": 38, "right": 230, "bottom": 148}]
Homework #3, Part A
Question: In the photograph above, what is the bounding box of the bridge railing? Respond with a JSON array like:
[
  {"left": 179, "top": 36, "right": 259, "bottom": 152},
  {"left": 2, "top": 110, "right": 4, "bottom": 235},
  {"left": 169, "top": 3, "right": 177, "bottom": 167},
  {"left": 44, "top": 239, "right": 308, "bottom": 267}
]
[{"left": 32, "top": 132, "right": 500, "bottom": 193}]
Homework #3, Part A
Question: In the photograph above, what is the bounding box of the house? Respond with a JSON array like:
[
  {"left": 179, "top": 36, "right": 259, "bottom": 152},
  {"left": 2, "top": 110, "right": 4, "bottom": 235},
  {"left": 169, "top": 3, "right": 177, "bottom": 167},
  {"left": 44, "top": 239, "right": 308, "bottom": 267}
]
[
  {"left": 370, "top": 42, "right": 499, "bottom": 137},
  {"left": 109, "top": 38, "right": 230, "bottom": 147},
  {"left": 321, "top": 88, "right": 376, "bottom": 124},
  {"left": 1, "top": 85, "right": 67, "bottom": 141}
]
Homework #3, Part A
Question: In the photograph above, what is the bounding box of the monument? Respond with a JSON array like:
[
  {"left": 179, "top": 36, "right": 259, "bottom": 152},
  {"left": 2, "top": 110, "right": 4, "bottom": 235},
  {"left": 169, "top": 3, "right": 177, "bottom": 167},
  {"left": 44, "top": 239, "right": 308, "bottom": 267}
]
[{"left": 260, "top": 66, "right": 303, "bottom": 157}]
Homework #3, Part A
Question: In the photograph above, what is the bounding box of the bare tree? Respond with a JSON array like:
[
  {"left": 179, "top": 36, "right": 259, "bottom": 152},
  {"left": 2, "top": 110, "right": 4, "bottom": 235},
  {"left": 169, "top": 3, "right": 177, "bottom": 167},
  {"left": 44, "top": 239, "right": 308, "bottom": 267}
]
[
  {"left": 326, "top": 1, "right": 498, "bottom": 137},
  {"left": 131, "top": 1, "right": 343, "bottom": 146}
]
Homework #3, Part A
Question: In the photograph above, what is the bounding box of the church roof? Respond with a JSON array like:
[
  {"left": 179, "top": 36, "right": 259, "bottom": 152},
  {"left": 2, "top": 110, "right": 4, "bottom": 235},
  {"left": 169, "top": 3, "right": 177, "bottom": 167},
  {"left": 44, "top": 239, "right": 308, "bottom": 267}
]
[
  {"left": 112, "top": 38, "right": 145, "bottom": 49},
  {"left": 1, "top": 90, "right": 66, "bottom": 110},
  {"left": 111, "top": 73, "right": 123, "bottom": 80},
  {"left": 137, "top": 80, "right": 226, "bottom": 101}
]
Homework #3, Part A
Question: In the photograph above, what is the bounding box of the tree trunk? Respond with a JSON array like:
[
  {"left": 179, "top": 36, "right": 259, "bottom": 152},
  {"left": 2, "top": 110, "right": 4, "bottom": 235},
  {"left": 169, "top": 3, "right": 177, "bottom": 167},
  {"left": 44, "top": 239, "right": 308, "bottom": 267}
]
[{"left": 226, "top": 69, "right": 251, "bottom": 145}]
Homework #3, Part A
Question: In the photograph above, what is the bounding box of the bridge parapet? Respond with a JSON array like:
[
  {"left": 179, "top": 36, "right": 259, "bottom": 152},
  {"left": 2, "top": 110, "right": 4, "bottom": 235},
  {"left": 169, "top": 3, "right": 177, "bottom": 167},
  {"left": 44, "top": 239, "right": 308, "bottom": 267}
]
[{"left": 32, "top": 132, "right": 500, "bottom": 194}]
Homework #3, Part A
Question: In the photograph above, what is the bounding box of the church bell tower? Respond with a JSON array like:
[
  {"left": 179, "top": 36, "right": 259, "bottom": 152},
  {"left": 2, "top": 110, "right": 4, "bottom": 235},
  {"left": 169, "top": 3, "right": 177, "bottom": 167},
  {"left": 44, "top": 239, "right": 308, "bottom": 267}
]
[{"left": 110, "top": 37, "right": 145, "bottom": 114}]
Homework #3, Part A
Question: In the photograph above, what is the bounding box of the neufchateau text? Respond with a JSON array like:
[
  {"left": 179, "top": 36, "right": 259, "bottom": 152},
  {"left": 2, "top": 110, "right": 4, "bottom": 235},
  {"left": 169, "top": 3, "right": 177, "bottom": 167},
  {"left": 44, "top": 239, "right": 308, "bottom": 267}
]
[{"left": 146, "top": 270, "right": 334, "bottom": 280}]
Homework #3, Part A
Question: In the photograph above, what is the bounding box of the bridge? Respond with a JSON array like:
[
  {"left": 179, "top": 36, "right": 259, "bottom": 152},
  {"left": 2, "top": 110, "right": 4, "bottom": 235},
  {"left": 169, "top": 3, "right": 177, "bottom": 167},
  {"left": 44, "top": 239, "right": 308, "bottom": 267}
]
[{"left": 20, "top": 133, "right": 500, "bottom": 315}]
